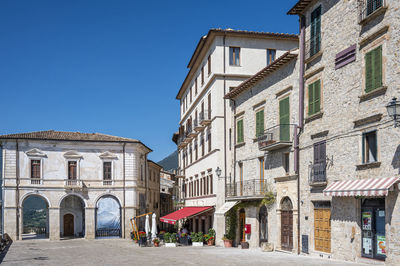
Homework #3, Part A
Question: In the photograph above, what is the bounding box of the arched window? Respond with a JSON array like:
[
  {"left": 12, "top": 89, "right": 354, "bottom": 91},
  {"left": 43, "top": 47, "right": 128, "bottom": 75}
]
[{"left": 96, "top": 196, "right": 121, "bottom": 238}]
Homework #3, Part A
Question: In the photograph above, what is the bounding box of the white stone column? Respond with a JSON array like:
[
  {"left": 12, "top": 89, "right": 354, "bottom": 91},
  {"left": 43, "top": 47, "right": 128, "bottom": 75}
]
[
  {"left": 85, "top": 207, "right": 95, "bottom": 239},
  {"left": 3, "top": 207, "right": 17, "bottom": 240},
  {"left": 49, "top": 207, "right": 60, "bottom": 240},
  {"left": 215, "top": 213, "right": 225, "bottom": 247}
]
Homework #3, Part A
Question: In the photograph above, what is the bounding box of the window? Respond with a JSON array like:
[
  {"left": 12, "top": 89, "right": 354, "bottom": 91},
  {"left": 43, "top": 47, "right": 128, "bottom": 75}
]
[
  {"left": 208, "top": 55, "right": 211, "bottom": 75},
  {"left": 207, "top": 128, "right": 211, "bottom": 152},
  {"left": 190, "top": 87, "right": 192, "bottom": 103},
  {"left": 31, "top": 160, "right": 41, "bottom": 179},
  {"left": 209, "top": 174, "right": 213, "bottom": 194},
  {"left": 203, "top": 176, "right": 207, "bottom": 195},
  {"left": 200, "top": 179, "right": 203, "bottom": 195},
  {"left": 189, "top": 144, "right": 192, "bottom": 164},
  {"left": 363, "top": 131, "right": 377, "bottom": 164},
  {"left": 229, "top": 128, "right": 232, "bottom": 150},
  {"left": 279, "top": 97, "right": 290, "bottom": 142},
  {"left": 195, "top": 78, "right": 198, "bottom": 94},
  {"left": 194, "top": 138, "right": 198, "bottom": 160},
  {"left": 283, "top": 153, "right": 290, "bottom": 174},
  {"left": 256, "top": 109, "right": 264, "bottom": 137},
  {"left": 310, "top": 6, "right": 321, "bottom": 57},
  {"left": 201, "top": 66, "right": 204, "bottom": 85},
  {"left": 237, "top": 119, "right": 244, "bottom": 143},
  {"left": 229, "top": 47, "right": 240, "bottom": 66},
  {"left": 308, "top": 80, "right": 321, "bottom": 116},
  {"left": 259, "top": 157, "right": 264, "bottom": 191},
  {"left": 201, "top": 133, "right": 205, "bottom": 156},
  {"left": 366, "top": 0, "right": 383, "bottom": 16},
  {"left": 313, "top": 141, "right": 326, "bottom": 182},
  {"left": 365, "top": 45, "right": 382, "bottom": 93},
  {"left": 208, "top": 93, "right": 211, "bottom": 119},
  {"left": 68, "top": 161, "right": 77, "bottom": 180},
  {"left": 103, "top": 162, "right": 112, "bottom": 183},
  {"left": 267, "top": 49, "right": 276, "bottom": 65}
]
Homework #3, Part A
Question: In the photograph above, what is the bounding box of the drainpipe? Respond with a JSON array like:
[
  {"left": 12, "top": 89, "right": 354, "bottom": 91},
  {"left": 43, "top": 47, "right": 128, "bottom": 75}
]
[
  {"left": 122, "top": 143, "right": 126, "bottom": 238},
  {"left": 296, "top": 14, "right": 306, "bottom": 255},
  {"left": 223, "top": 33, "right": 227, "bottom": 198},
  {"left": 16, "top": 140, "right": 20, "bottom": 240}
]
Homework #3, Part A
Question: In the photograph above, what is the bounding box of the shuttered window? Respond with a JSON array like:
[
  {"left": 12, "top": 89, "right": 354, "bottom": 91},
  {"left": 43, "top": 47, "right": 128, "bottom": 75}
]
[
  {"left": 31, "top": 160, "right": 41, "bottom": 179},
  {"left": 256, "top": 110, "right": 264, "bottom": 137},
  {"left": 229, "top": 47, "right": 240, "bottom": 66},
  {"left": 68, "top": 161, "right": 77, "bottom": 180},
  {"left": 103, "top": 162, "right": 112, "bottom": 180},
  {"left": 310, "top": 6, "right": 321, "bottom": 57},
  {"left": 279, "top": 97, "right": 290, "bottom": 142},
  {"left": 308, "top": 80, "right": 321, "bottom": 116},
  {"left": 365, "top": 45, "right": 382, "bottom": 93},
  {"left": 237, "top": 119, "right": 244, "bottom": 143}
]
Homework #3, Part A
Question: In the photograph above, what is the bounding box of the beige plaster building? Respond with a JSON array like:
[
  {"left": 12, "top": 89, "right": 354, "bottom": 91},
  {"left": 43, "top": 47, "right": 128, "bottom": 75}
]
[
  {"left": 224, "top": 50, "right": 300, "bottom": 251},
  {"left": 288, "top": 0, "right": 400, "bottom": 264},
  {"left": 0, "top": 130, "right": 158, "bottom": 241}
]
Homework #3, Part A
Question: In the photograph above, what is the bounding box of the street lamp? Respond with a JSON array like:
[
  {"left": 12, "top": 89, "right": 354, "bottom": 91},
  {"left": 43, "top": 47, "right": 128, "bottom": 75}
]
[
  {"left": 215, "top": 167, "right": 222, "bottom": 178},
  {"left": 386, "top": 97, "right": 400, "bottom": 127}
]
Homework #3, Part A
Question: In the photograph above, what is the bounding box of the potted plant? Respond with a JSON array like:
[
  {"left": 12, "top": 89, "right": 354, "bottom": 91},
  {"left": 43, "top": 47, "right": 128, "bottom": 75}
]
[
  {"left": 153, "top": 238, "right": 160, "bottom": 247},
  {"left": 191, "top": 232, "right": 204, "bottom": 247},
  {"left": 179, "top": 232, "right": 189, "bottom": 246},
  {"left": 138, "top": 231, "right": 147, "bottom": 247},
  {"left": 158, "top": 231, "right": 166, "bottom": 241},
  {"left": 164, "top": 232, "right": 177, "bottom": 247},
  {"left": 222, "top": 234, "right": 233, "bottom": 248},
  {"left": 205, "top": 228, "right": 216, "bottom": 246}
]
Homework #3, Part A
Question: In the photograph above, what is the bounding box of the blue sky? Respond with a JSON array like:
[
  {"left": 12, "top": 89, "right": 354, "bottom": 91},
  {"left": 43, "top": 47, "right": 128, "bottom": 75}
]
[{"left": 0, "top": 0, "right": 298, "bottom": 161}]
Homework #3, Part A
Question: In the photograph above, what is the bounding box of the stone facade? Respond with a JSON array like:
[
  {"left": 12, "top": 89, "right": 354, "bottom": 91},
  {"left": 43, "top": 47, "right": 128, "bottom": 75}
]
[{"left": 0, "top": 131, "right": 157, "bottom": 241}]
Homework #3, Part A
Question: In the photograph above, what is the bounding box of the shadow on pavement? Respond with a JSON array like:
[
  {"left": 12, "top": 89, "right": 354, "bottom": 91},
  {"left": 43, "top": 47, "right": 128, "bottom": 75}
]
[{"left": 0, "top": 234, "right": 13, "bottom": 264}]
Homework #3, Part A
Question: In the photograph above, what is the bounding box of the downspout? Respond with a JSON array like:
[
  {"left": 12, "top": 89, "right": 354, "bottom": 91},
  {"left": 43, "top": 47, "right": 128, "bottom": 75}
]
[
  {"left": 16, "top": 140, "right": 20, "bottom": 240},
  {"left": 145, "top": 153, "right": 148, "bottom": 213},
  {"left": 232, "top": 99, "right": 236, "bottom": 192},
  {"left": 122, "top": 143, "right": 126, "bottom": 238},
  {"left": 296, "top": 14, "right": 306, "bottom": 255},
  {"left": 223, "top": 33, "right": 227, "bottom": 197}
]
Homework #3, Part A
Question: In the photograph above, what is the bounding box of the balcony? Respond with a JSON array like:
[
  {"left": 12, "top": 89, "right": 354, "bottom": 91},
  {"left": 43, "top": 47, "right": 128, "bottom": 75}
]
[
  {"left": 309, "top": 162, "right": 327, "bottom": 186},
  {"left": 199, "top": 110, "right": 211, "bottom": 126},
  {"left": 305, "top": 33, "right": 322, "bottom": 62},
  {"left": 358, "top": 0, "right": 387, "bottom": 24},
  {"left": 257, "top": 124, "right": 295, "bottom": 151},
  {"left": 185, "top": 125, "right": 194, "bottom": 141},
  {"left": 177, "top": 135, "right": 187, "bottom": 148},
  {"left": 30, "top": 178, "right": 41, "bottom": 185},
  {"left": 103, "top": 179, "right": 113, "bottom": 186},
  {"left": 64, "top": 179, "right": 83, "bottom": 189},
  {"left": 188, "top": 122, "right": 199, "bottom": 137},
  {"left": 194, "top": 118, "right": 205, "bottom": 132},
  {"left": 226, "top": 179, "right": 267, "bottom": 199}
]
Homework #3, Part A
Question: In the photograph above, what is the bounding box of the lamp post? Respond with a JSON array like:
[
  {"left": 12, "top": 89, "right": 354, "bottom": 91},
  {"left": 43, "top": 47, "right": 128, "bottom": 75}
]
[{"left": 386, "top": 97, "right": 400, "bottom": 127}]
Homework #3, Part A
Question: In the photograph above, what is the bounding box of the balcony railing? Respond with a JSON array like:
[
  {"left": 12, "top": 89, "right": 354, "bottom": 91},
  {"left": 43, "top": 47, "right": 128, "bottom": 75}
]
[
  {"left": 31, "top": 178, "right": 41, "bottom": 185},
  {"left": 309, "top": 162, "right": 327, "bottom": 186},
  {"left": 199, "top": 110, "right": 211, "bottom": 125},
  {"left": 64, "top": 179, "right": 83, "bottom": 188},
  {"left": 257, "top": 124, "right": 295, "bottom": 151},
  {"left": 305, "top": 33, "right": 321, "bottom": 61},
  {"left": 359, "top": 0, "right": 386, "bottom": 23},
  {"left": 226, "top": 179, "right": 267, "bottom": 198},
  {"left": 103, "top": 179, "right": 113, "bottom": 186}
]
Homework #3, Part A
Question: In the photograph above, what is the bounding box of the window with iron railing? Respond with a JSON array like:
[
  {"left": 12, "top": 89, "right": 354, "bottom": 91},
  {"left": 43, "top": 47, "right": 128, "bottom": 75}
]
[{"left": 359, "top": 0, "right": 386, "bottom": 22}]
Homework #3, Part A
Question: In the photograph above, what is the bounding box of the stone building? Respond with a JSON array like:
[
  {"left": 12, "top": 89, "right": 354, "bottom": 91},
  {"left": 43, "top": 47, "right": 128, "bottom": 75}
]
[
  {"left": 173, "top": 28, "right": 298, "bottom": 245},
  {"left": 159, "top": 169, "right": 175, "bottom": 231},
  {"left": 0, "top": 130, "right": 158, "bottom": 240},
  {"left": 288, "top": 0, "right": 400, "bottom": 263},
  {"left": 224, "top": 50, "right": 300, "bottom": 251}
]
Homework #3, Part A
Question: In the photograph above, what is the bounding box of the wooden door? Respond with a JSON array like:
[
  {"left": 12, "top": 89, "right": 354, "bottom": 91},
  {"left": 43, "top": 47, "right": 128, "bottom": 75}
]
[
  {"left": 281, "top": 210, "right": 293, "bottom": 251},
  {"left": 314, "top": 208, "right": 331, "bottom": 253},
  {"left": 239, "top": 210, "right": 246, "bottom": 242},
  {"left": 63, "top": 214, "right": 74, "bottom": 237}
]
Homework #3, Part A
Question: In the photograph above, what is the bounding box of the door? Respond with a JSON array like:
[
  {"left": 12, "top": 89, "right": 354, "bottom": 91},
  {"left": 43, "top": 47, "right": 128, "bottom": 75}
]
[
  {"left": 279, "top": 97, "right": 290, "bottom": 142},
  {"left": 239, "top": 209, "right": 246, "bottom": 242},
  {"left": 281, "top": 197, "right": 293, "bottom": 251},
  {"left": 314, "top": 208, "right": 331, "bottom": 253},
  {"left": 64, "top": 214, "right": 74, "bottom": 237}
]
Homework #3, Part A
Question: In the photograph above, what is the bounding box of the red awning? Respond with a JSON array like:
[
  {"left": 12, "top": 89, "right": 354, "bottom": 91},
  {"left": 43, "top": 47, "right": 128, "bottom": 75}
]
[
  {"left": 323, "top": 177, "right": 399, "bottom": 197},
  {"left": 160, "top": 206, "right": 213, "bottom": 225}
]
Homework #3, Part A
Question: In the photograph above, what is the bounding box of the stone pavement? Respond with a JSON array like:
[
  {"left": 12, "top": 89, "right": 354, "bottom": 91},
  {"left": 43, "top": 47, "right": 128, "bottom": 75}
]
[{"left": 1, "top": 239, "right": 365, "bottom": 266}]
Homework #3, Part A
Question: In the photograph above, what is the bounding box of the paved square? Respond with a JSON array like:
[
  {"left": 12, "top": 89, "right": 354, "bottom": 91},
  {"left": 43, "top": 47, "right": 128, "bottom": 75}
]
[{"left": 1, "top": 239, "right": 364, "bottom": 266}]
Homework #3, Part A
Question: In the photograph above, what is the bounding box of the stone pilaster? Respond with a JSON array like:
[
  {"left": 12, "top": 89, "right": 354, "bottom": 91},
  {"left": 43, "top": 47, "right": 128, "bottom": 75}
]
[{"left": 49, "top": 207, "right": 60, "bottom": 240}]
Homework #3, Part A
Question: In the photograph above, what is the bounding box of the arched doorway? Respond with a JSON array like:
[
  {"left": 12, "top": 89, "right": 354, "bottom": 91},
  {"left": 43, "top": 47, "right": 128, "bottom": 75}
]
[
  {"left": 239, "top": 209, "right": 246, "bottom": 243},
  {"left": 95, "top": 196, "right": 121, "bottom": 238},
  {"left": 60, "top": 195, "right": 85, "bottom": 238},
  {"left": 259, "top": 205, "right": 268, "bottom": 245},
  {"left": 280, "top": 197, "right": 293, "bottom": 251},
  {"left": 22, "top": 195, "right": 49, "bottom": 239}
]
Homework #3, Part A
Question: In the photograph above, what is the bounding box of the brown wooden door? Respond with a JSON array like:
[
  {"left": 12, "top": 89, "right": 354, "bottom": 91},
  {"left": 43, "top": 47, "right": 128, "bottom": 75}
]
[
  {"left": 63, "top": 214, "right": 74, "bottom": 237},
  {"left": 239, "top": 211, "right": 246, "bottom": 242},
  {"left": 314, "top": 208, "right": 331, "bottom": 253},
  {"left": 281, "top": 210, "right": 293, "bottom": 251}
]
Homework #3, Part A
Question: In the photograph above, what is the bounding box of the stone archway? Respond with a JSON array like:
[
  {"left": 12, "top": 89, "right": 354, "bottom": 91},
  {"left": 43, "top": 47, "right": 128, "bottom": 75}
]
[
  {"left": 21, "top": 195, "right": 49, "bottom": 239},
  {"left": 60, "top": 195, "right": 85, "bottom": 238},
  {"left": 95, "top": 195, "right": 121, "bottom": 238},
  {"left": 280, "top": 197, "right": 293, "bottom": 251}
]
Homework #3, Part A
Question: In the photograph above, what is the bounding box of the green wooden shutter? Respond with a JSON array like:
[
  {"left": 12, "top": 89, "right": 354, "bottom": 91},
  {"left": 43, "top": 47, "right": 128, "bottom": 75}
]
[
  {"left": 237, "top": 120, "right": 244, "bottom": 143},
  {"left": 308, "top": 83, "right": 314, "bottom": 116},
  {"left": 365, "top": 51, "right": 373, "bottom": 92},
  {"left": 279, "top": 97, "right": 290, "bottom": 142},
  {"left": 374, "top": 45, "right": 382, "bottom": 89},
  {"left": 256, "top": 110, "right": 264, "bottom": 137},
  {"left": 314, "top": 80, "right": 321, "bottom": 114}
]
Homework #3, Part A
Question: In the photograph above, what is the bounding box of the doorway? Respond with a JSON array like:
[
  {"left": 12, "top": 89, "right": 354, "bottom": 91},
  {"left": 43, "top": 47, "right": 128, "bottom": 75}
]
[
  {"left": 281, "top": 197, "right": 293, "bottom": 251},
  {"left": 239, "top": 209, "right": 246, "bottom": 242},
  {"left": 259, "top": 205, "right": 268, "bottom": 245},
  {"left": 63, "top": 214, "right": 74, "bottom": 237}
]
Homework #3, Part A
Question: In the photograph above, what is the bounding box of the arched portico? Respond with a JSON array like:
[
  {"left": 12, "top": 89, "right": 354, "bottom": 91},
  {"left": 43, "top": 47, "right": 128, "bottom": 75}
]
[
  {"left": 21, "top": 194, "right": 50, "bottom": 240},
  {"left": 60, "top": 194, "right": 85, "bottom": 238},
  {"left": 95, "top": 195, "right": 121, "bottom": 238}
]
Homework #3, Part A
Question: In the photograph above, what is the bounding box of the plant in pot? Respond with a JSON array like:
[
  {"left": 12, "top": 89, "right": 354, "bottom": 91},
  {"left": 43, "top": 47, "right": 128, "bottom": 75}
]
[
  {"left": 191, "top": 232, "right": 204, "bottom": 246},
  {"left": 138, "top": 231, "right": 147, "bottom": 247},
  {"left": 180, "top": 232, "right": 189, "bottom": 246},
  {"left": 158, "top": 230, "right": 166, "bottom": 241},
  {"left": 205, "top": 228, "right": 216, "bottom": 246},
  {"left": 222, "top": 234, "right": 233, "bottom": 248},
  {"left": 153, "top": 237, "right": 160, "bottom": 247},
  {"left": 164, "top": 232, "right": 177, "bottom": 247}
]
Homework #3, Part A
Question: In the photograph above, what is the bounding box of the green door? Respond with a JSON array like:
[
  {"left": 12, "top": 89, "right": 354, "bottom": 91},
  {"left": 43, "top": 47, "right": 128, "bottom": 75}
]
[{"left": 279, "top": 97, "right": 290, "bottom": 142}]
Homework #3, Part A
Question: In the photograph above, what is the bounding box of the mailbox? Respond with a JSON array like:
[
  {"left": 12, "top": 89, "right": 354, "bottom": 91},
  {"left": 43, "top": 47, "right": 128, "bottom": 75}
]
[{"left": 244, "top": 224, "right": 251, "bottom": 234}]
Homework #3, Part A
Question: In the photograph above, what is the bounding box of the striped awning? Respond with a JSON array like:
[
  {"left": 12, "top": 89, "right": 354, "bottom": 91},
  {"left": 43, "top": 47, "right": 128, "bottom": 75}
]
[
  {"left": 323, "top": 177, "right": 399, "bottom": 197},
  {"left": 160, "top": 206, "right": 213, "bottom": 225}
]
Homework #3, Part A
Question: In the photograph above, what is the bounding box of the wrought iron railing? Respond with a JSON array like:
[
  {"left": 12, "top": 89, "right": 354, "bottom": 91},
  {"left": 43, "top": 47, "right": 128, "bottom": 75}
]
[
  {"left": 257, "top": 124, "right": 295, "bottom": 150},
  {"left": 309, "top": 162, "right": 327, "bottom": 185},
  {"left": 358, "top": 0, "right": 386, "bottom": 22},
  {"left": 226, "top": 179, "right": 267, "bottom": 198},
  {"left": 305, "top": 33, "right": 321, "bottom": 60},
  {"left": 96, "top": 228, "right": 121, "bottom": 237}
]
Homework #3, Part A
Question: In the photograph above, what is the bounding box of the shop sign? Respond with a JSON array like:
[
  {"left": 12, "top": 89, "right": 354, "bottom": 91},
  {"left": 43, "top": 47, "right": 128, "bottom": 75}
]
[
  {"left": 362, "top": 211, "right": 372, "bottom": 230},
  {"left": 377, "top": 235, "right": 386, "bottom": 255}
]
